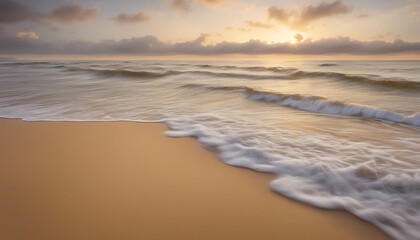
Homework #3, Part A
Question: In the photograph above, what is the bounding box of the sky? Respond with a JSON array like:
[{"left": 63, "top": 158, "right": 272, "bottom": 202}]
[{"left": 0, "top": 0, "right": 420, "bottom": 59}]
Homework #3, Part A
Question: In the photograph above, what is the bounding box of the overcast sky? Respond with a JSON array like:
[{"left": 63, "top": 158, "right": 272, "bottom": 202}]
[{"left": 0, "top": 0, "right": 419, "bottom": 58}]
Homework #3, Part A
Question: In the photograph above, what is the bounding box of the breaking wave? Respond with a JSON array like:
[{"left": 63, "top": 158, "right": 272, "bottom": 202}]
[
  {"left": 246, "top": 88, "right": 420, "bottom": 127},
  {"left": 180, "top": 83, "right": 420, "bottom": 127}
]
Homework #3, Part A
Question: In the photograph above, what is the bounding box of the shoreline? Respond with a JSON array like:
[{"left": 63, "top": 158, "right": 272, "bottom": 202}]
[{"left": 0, "top": 118, "right": 390, "bottom": 240}]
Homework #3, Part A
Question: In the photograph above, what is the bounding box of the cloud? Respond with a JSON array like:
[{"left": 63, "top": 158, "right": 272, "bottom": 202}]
[
  {"left": 268, "top": 7, "right": 291, "bottom": 24},
  {"left": 16, "top": 31, "right": 39, "bottom": 40},
  {"left": 297, "top": 0, "right": 352, "bottom": 27},
  {"left": 294, "top": 33, "right": 304, "bottom": 42},
  {"left": 114, "top": 12, "right": 150, "bottom": 24},
  {"left": 0, "top": 26, "right": 7, "bottom": 32},
  {"left": 171, "top": 0, "right": 229, "bottom": 14},
  {"left": 171, "top": 0, "right": 190, "bottom": 15},
  {"left": 0, "top": 1, "right": 98, "bottom": 25},
  {"left": 268, "top": 0, "right": 352, "bottom": 29},
  {"left": 245, "top": 21, "right": 273, "bottom": 29},
  {"left": 0, "top": 0, "right": 41, "bottom": 24},
  {"left": 0, "top": 33, "right": 419, "bottom": 56},
  {"left": 195, "top": 0, "right": 230, "bottom": 6},
  {"left": 46, "top": 3, "right": 99, "bottom": 24}
]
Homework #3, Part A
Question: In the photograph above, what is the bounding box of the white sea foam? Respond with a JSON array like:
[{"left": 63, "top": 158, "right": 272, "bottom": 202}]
[
  {"left": 247, "top": 90, "right": 420, "bottom": 127},
  {"left": 165, "top": 114, "right": 420, "bottom": 240}
]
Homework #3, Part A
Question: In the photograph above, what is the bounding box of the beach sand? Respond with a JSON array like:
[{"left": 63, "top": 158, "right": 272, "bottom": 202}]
[{"left": 0, "top": 118, "right": 390, "bottom": 240}]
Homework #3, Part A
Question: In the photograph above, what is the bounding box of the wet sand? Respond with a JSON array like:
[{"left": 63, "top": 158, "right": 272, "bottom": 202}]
[{"left": 0, "top": 118, "right": 390, "bottom": 240}]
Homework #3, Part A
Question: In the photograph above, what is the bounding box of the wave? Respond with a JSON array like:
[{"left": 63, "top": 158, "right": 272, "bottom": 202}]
[
  {"left": 195, "top": 64, "right": 298, "bottom": 73},
  {"left": 186, "top": 70, "right": 274, "bottom": 80},
  {"left": 242, "top": 66, "right": 298, "bottom": 73},
  {"left": 65, "top": 67, "right": 180, "bottom": 79},
  {"left": 287, "top": 71, "right": 420, "bottom": 89},
  {"left": 181, "top": 83, "right": 246, "bottom": 92},
  {"left": 195, "top": 64, "right": 236, "bottom": 69},
  {"left": 246, "top": 88, "right": 420, "bottom": 127},
  {"left": 178, "top": 82, "right": 420, "bottom": 126},
  {"left": 70, "top": 65, "right": 420, "bottom": 90},
  {"left": 67, "top": 67, "right": 281, "bottom": 80},
  {"left": 193, "top": 64, "right": 420, "bottom": 89},
  {"left": 0, "top": 61, "right": 53, "bottom": 66},
  {"left": 165, "top": 114, "right": 420, "bottom": 240},
  {"left": 192, "top": 64, "right": 419, "bottom": 89},
  {"left": 5, "top": 61, "right": 419, "bottom": 91},
  {"left": 194, "top": 69, "right": 420, "bottom": 90},
  {"left": 319, "top": 63, "right": 338, "bottom": 67}
]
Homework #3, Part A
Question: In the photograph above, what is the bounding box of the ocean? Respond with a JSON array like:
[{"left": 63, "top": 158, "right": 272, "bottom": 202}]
[{"left": 0, "top": 60, "right": 419, "bottom": 240}]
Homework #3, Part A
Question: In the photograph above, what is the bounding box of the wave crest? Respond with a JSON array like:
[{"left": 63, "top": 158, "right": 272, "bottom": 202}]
[
  {"left": 178, "top": 83, "right": 420, "bottom": 126},
  {"left": 246, "top": 88, "right": 420, "bottom": 126},
  {"left": 192, "top": 64, "right": 419, "bottom": 89},
  {"left": 59, "top": 65, "right": 420, "bottom": 90},
  {"left": 287, "top": 71, "right": 420, "bottom": 89},
  {"left": 65, "top": 67, "right": 180, "bottom": 78}
]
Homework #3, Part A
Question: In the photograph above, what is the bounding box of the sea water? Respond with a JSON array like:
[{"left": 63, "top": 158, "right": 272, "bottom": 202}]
[{"left": 0, "top": 60, "right": 419, "bottom": 240}]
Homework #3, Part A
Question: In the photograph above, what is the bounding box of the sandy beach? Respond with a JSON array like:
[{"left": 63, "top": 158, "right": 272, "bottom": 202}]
[{"left": 0, "top": 118, "right": 390, "bottom": 240}]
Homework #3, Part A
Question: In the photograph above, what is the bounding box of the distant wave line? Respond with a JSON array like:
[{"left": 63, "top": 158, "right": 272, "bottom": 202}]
[
  {"left": 4, "top": 62, "right": 418, "bottom": 90},
  {"left": 68, "top": 65, "right": 420, "bottom": 90},
  {"left": 180, "top": 83, "right": 420, "bottom": 127}
]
